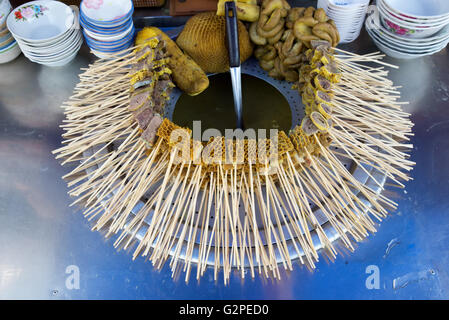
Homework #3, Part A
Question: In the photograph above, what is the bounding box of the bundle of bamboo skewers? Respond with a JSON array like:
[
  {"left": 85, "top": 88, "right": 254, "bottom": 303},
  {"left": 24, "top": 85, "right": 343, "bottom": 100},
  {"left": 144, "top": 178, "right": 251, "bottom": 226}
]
[{"left": 53, "top": 32, "right": 414, "bottom": 283}]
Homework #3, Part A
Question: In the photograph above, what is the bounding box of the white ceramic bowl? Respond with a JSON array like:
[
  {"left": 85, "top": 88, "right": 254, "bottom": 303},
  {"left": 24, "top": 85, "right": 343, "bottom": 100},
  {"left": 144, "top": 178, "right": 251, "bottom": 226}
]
[
  {"left": 7, "top": 1, "right": 74, "bottom": 43},
  {"left": 380, "top": 0, "right": 449, "bottom": 25},
  {"left": 322, "top": 0, "right": 369, "bottom": 11},
  {"left": 378, "top": 1, "right": 448, "bottom": 27},
  {"left": 377, "top": 29, "right": 449, "bottom": 48},
  {"left": 0, "top": 40, "right": 21, "bottom": 63},
  {"left": 25, "top": 33, "right": 82, "bottom": 61},
  {"left": 14, "top": 5, "right": 79, "bottom": 48},
  {"left": 370, "top": 29, "right": 447, "bottom": 55},
  {"left": 17, "top": 26, "right": 79, "bottom": 53},
  {"left": 21, "top": 30, "right": 81, "bottom": 56},
  {"left": 27, "top": 46, "right": 79, "bottom": 66},
  {"left": 384, "top": 0, "right": 449, "bottom": 19},
  {"left": 84, "top": 20, "right": 133, "bottom": 42},
  {"left": 318, "top": 0, "right": 369, "bottom": 43},
  {"left": 0, "top": 0, "right": 12, "bottom": 25},
  {"left": 81, "top": 0, "right": 132, "bottom": 23},
  {"left": 377, "top": 2, "right": 447, "bottom": 38},
  {"left": 378, "top": 2, "right": 445, "bottom": 27},
  {"left": 370, "top": 39, "right": 436, "bottom": 59},
  {"left": 366, "top": 14, "right": 449, "bottom": 47},
  {"left": 370, "top": 27, "right": 447, "bottom": 52},
  {"left": 366, "top": 20, "right": 447, "bottom": 59},
  {"left": 368, "top": 36, "right": 443, "bottom": 59},
  {"left": 91, "top": 47, "right": 130, "bottom": 59}
]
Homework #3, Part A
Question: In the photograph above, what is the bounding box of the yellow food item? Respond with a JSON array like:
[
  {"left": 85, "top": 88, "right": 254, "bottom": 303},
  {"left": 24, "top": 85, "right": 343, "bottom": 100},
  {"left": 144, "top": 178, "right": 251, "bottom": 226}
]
[
  {"left": 135, "top": 27, "right": 209, "bottom": 96},
  {"left": 249, "top": 21, "right": 267, "bottom": 45},
  {"left": 216, "top": 0, "right": 260, "bottom": 22},
  {"left": 310, "top": 111, "right": 329, "bottom": 131},
  {"left": 237, "top": 0, "right": 257, "bottom": 4},
  {"left": 176, "top": 12, "right": 253, "bottom": 74},
  {"left": 313, "top": 103, "right": 332, "bottom": 119}
]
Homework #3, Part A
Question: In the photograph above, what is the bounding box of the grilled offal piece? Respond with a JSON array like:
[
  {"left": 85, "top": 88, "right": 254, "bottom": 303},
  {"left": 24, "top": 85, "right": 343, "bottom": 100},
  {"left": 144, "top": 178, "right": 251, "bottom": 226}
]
[{"left": 129, "top": 37, "right": 175, "bottom": 147}]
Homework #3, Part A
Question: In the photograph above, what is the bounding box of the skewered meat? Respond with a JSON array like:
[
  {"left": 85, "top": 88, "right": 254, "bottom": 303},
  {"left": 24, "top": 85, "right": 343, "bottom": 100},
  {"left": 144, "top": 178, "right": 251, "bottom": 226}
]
[
  {"left": 129, "top": 36, "right": 176, "bottom": 147},
  {"left": 314, "top": 74, "right": 332, "bottom": 92},
  {"left": 141, "top": 114, "right": 163, "bottom": 146},
  {"left": 152, "top": 79, "right": 174, "bottom": 115},
  {"left": 301, "top": 116, "right": 318, "bottom": 136},
  {"left": 129, "top": 88, "right": 153, "bottom": 112},
  {"left": 136, "top": 46, "right": 154, "bottom": 61},
  {"left": 134, "top": 107, "right": 154, "bottom": 131},
  {"left": 310, "top": 111, "right": 329, "bottom": 132}
]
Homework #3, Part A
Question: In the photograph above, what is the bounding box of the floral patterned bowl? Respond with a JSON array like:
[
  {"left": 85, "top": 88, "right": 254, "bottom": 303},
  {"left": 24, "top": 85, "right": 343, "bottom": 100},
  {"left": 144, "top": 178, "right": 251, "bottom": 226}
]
[
  {"left": 377, "top": 1, "right": 447, "bottom": 38},
  {"left": 378, "top": 0, "right": 448, "bottom": 26},
  {"left": 6, "top": 1, "right": 74, "bottom": 43},
  {"left": 384, "top": 0, "right": 449, "bottom": 20}
]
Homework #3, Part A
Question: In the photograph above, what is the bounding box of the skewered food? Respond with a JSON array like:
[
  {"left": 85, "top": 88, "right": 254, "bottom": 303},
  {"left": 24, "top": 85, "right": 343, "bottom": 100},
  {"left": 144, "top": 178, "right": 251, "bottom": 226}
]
[
  {"left": 176, "top": 12, "right": 253, "bottom": 74},
  {"left": 54, "top": 4, "right": 414, "bottom": 284},
  {"left": 310, "top": 111, "right": 329, "bottom": 131},
  {"left": 130, "top": 36, "right": 175, "bottom": 147},
  {"left": 300, "top": 116, "right": 319, "bottom": 136},
  {"left": 136, "top": 27, "right": 209, "bottom": 96},
  {"left": 129, "top": 87, "right": 153, "bottom": 112},
  {"left": 134, "top": 107, "right": 154, "bottom": 130},
  {"left": 142, "top": 114, "right": 163, "bottom": 146}
]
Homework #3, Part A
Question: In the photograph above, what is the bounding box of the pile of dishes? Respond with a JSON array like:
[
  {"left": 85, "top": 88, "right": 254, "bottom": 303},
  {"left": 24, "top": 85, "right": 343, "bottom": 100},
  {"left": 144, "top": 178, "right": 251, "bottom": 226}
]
[
  {"left": 80, "top": 0, "right": 135, "bottom": 58},
  {"left": 6, "top": 0, "right": 82, "bottom": 67},
  {"left": 0, "top": 0, "right": 21, "bottom": 64},
  {"left": 365, "top": 0, "right": 449, "bottom": 59},
  {"left": 318, "top": 0, "right": 370, "bottom": 43}
]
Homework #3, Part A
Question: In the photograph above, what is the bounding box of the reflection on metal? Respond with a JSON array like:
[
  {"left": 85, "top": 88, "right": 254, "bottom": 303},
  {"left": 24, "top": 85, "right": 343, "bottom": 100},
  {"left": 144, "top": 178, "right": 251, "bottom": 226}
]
[{"left": 230, "top": 66, "right": 243, "bottom": 129}]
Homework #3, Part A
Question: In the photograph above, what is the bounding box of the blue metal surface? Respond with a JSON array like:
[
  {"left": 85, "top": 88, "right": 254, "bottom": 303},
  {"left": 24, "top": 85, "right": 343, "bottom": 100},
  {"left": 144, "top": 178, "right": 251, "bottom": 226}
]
[{"left": 1, "top": 11, "right": 449, "bottom": 298}]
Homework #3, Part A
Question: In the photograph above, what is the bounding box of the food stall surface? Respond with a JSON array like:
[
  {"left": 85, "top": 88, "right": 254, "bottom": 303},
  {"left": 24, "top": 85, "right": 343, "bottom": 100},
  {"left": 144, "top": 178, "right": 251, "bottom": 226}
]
[{"left": 1, "top": 6, "right": 449, "bottom": 300}]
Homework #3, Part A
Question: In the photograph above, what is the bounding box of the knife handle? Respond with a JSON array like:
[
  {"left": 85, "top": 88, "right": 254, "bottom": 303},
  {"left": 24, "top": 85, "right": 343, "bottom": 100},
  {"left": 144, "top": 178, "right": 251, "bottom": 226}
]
[{"left": 225, "top": 1, "right": 240, "bottom": 68}]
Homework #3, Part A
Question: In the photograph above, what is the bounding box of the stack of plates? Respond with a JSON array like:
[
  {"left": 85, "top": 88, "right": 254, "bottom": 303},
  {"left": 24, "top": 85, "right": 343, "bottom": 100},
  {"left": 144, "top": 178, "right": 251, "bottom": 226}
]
[
  {"left": 80, "top": 0, "right": 135, "bottom": 58},
  {"left": 365, "top": 0, "right": 449, "bottom": 59},
  {"left": 0, "top": 0, "right": 21, "bottom": 64},
  {"left": 318, "top": 0, "right": 370, "bottom": 43},
  {"left": 7, "top": 1, "right": 82, "bottom": 67}
]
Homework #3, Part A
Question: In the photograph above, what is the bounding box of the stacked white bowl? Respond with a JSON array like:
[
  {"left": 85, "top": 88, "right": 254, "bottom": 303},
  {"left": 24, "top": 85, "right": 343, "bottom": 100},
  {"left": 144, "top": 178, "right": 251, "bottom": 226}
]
[
  {"left": 365, "top": 0, "right": 449, "bottom": 59},
  {"left": 0, "top": 0, "right": 21, "bottom": 64},
  {"left": 80, "top": 0, "right": 135, "bottom": 59},
  {"left": 318, "top": 0, "right": 370, "bottom": 43},
  {"left": 7, "top": 0, "right": 82, "bottom": 67}
]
